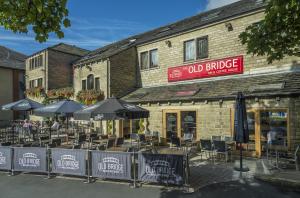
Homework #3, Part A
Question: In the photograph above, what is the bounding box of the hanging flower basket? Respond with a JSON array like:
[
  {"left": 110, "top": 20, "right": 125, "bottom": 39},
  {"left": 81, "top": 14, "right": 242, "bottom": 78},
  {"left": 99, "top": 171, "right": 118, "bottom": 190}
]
[
  {"left": 25, "top": 87, "right": 44, "bottom": 98},
  {"left": 47, "top": 87, "right": 74, "bottom": 99},
  {"left": 76, "top": 89, "right": 105, "bottom": 105}
]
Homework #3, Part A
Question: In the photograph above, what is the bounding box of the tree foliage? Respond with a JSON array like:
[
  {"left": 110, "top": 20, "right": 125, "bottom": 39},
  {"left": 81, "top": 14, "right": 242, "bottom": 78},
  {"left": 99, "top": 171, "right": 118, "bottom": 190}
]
[
  {"left": 239, "top": 0, "right": 300, "bottom": 63},
  {"left": 0, "top": 0, "right": 70, "bottom": 42}
]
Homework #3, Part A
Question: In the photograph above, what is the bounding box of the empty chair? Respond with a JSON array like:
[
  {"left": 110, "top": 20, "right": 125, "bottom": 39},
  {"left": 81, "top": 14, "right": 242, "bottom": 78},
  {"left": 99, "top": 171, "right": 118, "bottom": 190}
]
[
  {"left": 211, "top": 135, "right": 222, "bottom": 141},
  {"left": 115, "top": 137, "right": 124, "bottom": 146},
  {"left": 213, "top": 140, "right": 231, "bottom": 163},
  {"left": 170, "top": 136, "right": 181, "bottom": 148},
  {"left": 106, "top": 138, "right": 116, "bottom": 150},
  {"left": 223, "top": 136, "right": 233, "bottom": 142},
  {"left": 200, "top": 139, "right": 214, "bottom": 160}
]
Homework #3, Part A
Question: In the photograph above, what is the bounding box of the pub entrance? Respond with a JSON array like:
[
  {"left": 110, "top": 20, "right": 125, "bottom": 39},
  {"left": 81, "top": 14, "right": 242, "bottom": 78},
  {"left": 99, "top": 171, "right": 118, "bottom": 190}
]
[{"left": 163, "top": 110, "right": 197, "bottom": 142}]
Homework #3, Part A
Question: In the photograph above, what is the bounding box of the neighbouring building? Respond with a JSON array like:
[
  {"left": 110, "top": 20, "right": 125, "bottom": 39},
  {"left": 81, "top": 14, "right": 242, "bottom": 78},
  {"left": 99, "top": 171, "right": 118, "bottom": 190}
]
[
  {"left": 25, "top": 43, "right": 89, "bottom": 103},
  {"left": 0, "top": 46, "right": 26, "bottom": 125}
]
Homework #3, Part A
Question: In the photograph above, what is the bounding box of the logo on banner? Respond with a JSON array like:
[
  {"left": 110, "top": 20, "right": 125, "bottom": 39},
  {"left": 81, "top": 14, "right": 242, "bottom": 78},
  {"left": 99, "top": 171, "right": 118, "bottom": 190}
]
[
  {"left": 169, "top": 69, "right": 182, "bottom": 79},
  {"left": 98, "top": 157, "right": 124, "bottom": 174},
  {"left": 123, "top": 104, "right": 137, "bottom": 110},
  {"left": 145, "top": 160, "right": 175, "bottom": 176},
  {"left": 0, "top": 152, "right": 6, "bottom": 165},
  {"left": 56, "top": 155, "right": 79, "bottom": 170},
  {"left": 19, "top": 153, "right": 40, "bottom": 167}
]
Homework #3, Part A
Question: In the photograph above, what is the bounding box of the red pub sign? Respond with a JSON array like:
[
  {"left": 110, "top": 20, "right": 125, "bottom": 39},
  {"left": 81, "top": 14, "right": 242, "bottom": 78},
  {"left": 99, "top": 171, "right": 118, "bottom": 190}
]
[{"left": 168, "top": 55, "right": 243, "bottom": 82}]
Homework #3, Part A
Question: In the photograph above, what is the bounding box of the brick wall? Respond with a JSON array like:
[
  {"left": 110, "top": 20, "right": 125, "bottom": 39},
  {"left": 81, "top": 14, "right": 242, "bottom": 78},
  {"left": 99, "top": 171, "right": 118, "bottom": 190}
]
[{"left": 136, "top": 11, "right": 300, "bottom": 87}]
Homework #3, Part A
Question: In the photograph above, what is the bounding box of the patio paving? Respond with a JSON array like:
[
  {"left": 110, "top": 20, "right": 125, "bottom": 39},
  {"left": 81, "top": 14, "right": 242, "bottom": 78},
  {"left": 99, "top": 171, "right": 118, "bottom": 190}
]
[{"left": 187, "top": 155, "right": 269, "bottom": 192}]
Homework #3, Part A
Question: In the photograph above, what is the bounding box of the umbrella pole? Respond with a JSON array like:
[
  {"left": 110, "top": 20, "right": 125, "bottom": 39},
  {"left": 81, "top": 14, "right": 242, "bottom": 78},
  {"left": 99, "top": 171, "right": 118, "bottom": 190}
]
[{"left": 240, "top": 143, "right": 243, "bottom": 170}]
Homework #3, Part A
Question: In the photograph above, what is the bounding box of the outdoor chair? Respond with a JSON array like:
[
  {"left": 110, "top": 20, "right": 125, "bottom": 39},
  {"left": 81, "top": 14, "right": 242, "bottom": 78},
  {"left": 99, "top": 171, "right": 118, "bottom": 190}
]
[
  {"left": 49, "top": 138, "right": 61, "bottom": 148},
  {"left": 211, "top": 135, "right": 222, "bottom": 141},
  {"left": 130, "top": 133, "right": 139, "bottom": 147},
  {"left": 39, "top": 136, "right": 50, "bottom": 147},
  {"left": 213, "top": 140, "right": 231, "bottom": 163},
  {"left": 115, "top": 137, "right": 124, "bottom": 147},
  {"left": 106, "top": 138, "right": 116, "bottom": 150},
  {"left": 89, "top": 133, "right": 98, "bottom": 142},
  {"left": 170, "top": 136, "right": 181, "bottom": 148},
  {"left": 200, "top": 139, "right": 214, "bottom": 161}
]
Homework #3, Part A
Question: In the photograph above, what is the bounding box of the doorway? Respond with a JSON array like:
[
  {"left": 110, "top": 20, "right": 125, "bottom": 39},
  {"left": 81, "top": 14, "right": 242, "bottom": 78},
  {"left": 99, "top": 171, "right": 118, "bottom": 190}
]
[{"left": 163, "top": 110, "right": 197, "bottom": 142}]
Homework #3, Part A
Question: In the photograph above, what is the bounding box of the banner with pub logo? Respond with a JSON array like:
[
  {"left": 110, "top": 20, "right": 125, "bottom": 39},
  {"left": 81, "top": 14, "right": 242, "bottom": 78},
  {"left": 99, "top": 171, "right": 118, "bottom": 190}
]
[
  {"left": 0, "top": 146, "right": 12, "bottom": 170},
  {"left": 51, "top": 149, "right": 86, "bottom": 176},
  {"left": 138, "top": 153, "right": 184, "bottom": 185},
  {"left": 13, "top": 147, "right": 47, "bottom": 172},
  {"left": 91, "top": 151, "right": 131, "bottom": 180}
]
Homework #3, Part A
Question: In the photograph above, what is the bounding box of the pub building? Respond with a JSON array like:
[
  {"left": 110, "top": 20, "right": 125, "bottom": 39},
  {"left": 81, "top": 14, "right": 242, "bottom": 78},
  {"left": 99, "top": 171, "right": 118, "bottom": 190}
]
[{"left": 73, "top": 0, "right": 300, "bottom": 157}]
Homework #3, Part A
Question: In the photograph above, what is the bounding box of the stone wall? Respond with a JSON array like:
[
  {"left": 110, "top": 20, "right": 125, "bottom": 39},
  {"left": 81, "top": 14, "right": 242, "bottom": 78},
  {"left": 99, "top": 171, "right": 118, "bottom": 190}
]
[
  {"left": 140, "top": 96, "right": 299, "bottom": 151},
  {"left": 136, "top": 11, "right": 300, "bottom": 87},
  {"left": 48, "top": 50, "right": 82, "bottom": 90},
  {"left": 110, "top": 47, "right": 137, "bottom": 97},
  {"left": 25, "top": 51, "right": 47, "bottom": 90},
  {"left": 73, "top": 60, "right": 108, "bottom": 98}
]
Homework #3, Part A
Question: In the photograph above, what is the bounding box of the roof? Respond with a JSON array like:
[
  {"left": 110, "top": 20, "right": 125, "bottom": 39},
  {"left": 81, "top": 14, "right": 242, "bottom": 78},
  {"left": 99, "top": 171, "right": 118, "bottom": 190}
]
[
  {"left": 122, "top": 72, "right": 300, "bottom": 103},
  {"left": 75, "top": 0, "right": 265, "bottom": 65},
  {"left": 0, "top": 46, "right": 26, "bottom": 70},
  {"left": 28, "top": 43, "right": 90, "bottom": 58}
]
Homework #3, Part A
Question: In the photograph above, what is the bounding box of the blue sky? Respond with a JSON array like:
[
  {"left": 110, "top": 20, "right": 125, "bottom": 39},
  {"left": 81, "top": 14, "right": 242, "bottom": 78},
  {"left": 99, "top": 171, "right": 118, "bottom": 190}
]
[{"left": 0, "top": 0, "right": 238, "bottom": 55}]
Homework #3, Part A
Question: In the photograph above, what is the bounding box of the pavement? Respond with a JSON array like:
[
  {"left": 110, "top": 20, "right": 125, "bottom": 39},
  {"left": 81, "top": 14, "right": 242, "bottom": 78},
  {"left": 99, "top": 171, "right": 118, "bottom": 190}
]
[{"left": 0, "top": 172, "right": 299, "bottom": 198}]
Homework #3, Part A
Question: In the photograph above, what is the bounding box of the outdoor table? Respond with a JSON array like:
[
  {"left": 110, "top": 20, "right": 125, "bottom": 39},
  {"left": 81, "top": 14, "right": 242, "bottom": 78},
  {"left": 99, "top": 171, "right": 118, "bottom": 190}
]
[
  {"left": 157, "top": 147, "right": 186, "bottom": 155},
  {"left": 106, "top": 146, "right": 128, "bottom": 152}
]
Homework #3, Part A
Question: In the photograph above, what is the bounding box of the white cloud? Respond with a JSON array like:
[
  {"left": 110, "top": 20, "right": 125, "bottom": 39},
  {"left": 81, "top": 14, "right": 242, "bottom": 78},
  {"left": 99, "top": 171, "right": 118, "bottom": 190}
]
[{"left": 205, "top": 0, "right": 240, "bottom": 10}]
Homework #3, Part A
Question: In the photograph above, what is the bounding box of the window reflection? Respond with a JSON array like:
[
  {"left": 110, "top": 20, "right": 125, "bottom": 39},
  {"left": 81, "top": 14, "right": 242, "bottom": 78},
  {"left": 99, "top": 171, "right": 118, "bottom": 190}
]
[
  {"left": 181, "top": 111, "right": 196, "bottom": 139},
  {"left": 260, "top": 111, "right": 287, "bottom": 146}
]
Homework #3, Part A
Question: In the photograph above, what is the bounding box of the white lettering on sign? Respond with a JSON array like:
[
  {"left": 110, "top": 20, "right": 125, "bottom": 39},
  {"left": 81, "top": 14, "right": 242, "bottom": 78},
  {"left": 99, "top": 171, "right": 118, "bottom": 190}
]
[
  {"left": 56, "top": 155, "right": 79, "bottom": 170},
  {"left": 98, "top": 157, "right": 124, "bottom": 174},
  {"left": 145, "top": 160, "right": 175, "bottom": 176},
  {"left": 0, "top": 152, "right": 6, "bottom": 165},
  {"left": 188, "top": 64, "right": 203, "bottom": 73},
  {"left": 19, "top": 153, "right": 40, "bottom": 167}
]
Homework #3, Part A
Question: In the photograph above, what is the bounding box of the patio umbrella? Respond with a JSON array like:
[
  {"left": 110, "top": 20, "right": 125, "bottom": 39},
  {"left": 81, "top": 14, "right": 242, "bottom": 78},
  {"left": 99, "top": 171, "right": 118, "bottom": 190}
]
[
  {"left": 34, "top": 99, "right": 85, "bottom": 139},
  {"left": 34, "top": 99, "right": 85, "bottom": 117},
  {"left": 1, "top": 98, "right": 43, "bottom": 144},
  {"left": 73, "top": 97, "right": 149, "bottom": 121},
  {"left": 233, "top": 92, "right": 249, "bottom": 172},
  {"left": 1, "top": 98, "right": 43, "bottom": 111}
]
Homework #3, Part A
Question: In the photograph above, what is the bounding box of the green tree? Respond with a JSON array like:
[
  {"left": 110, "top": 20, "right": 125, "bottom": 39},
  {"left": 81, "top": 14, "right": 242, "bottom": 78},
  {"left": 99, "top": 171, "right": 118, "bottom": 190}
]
[
  {"left": 0, "top": 0, "right": 70, "bottom": 42},
  {"left": 239, "top": 0, "right": 300, "bottom": 63}
]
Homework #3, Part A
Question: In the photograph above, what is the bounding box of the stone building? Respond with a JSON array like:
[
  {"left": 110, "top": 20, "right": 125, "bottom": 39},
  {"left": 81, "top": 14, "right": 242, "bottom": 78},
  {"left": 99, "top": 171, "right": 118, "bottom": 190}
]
[
  {"left": 75, "top": 0, "right": 299, "bottom": 156},
  {"left": 25, "top": 43, "right": 89, "bottom": 102},
  {"left": 0, "top": 46, "right": 26, "bottom": 125}
]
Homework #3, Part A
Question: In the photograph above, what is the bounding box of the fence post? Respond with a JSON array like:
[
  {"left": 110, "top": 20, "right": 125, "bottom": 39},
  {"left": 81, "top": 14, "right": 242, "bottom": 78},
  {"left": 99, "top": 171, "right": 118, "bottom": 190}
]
[
  {"left": 84, "top": 149, "right": 91, "bottom": 184},
  {"left": 46, "top": 145, "right": 51, "bottom": 179},
  {"left": 10, "top": 147, "right": 14, "bottom": 176},
  {"left": 129, "top": 148, "right": 137, "bottom": 188}
]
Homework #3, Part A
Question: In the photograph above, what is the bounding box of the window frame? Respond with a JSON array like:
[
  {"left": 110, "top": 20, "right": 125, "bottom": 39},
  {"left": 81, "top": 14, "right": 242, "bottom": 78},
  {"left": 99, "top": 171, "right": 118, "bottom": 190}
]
[
  {"left": 149, "top": 49, "right": 158, "bottom": 68},
  {"left": 183, "top": 36, "right": 209, "bottom": 62},
  {"left": 183, "top": 39, "right": 196, "bottom": 62},
  {"left": 87, "top": 74, "right": 94, "bottom": 90},
  {"left": 140, "top": 51, "right": 149, "bottom": 70},
  {"left": 196, "top": 36, "right": 208, "bottom": 59},
  {"left": 82, "top": 79, "right": 87, "bottom": 90},
  {"left": 95, "top": 77, "right": 100, "bottom": 90},
  {"left": 140, "top": 48, "right": 159, "bottom": 71}
]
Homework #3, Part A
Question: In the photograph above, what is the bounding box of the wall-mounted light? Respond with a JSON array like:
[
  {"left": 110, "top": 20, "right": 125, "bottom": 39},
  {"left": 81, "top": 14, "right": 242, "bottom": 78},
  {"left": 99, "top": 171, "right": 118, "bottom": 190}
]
[
  {"left": 276, "top": 97, "right": 280, "bottom": 102},
  {"left": 255, "top": 97, "right": 259, "bottom": 102},
  {"left": 219, "top": 99, "right": 223, "bottom": 104},
  {"left": 225, "top": 22, "right": 233, "bottom": 31},
  {"left": 165, "top": 40, "right": 172, "bottom": 47},
  {"left": 204, "top": 100, "right": 208, "bottom": 104}
]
